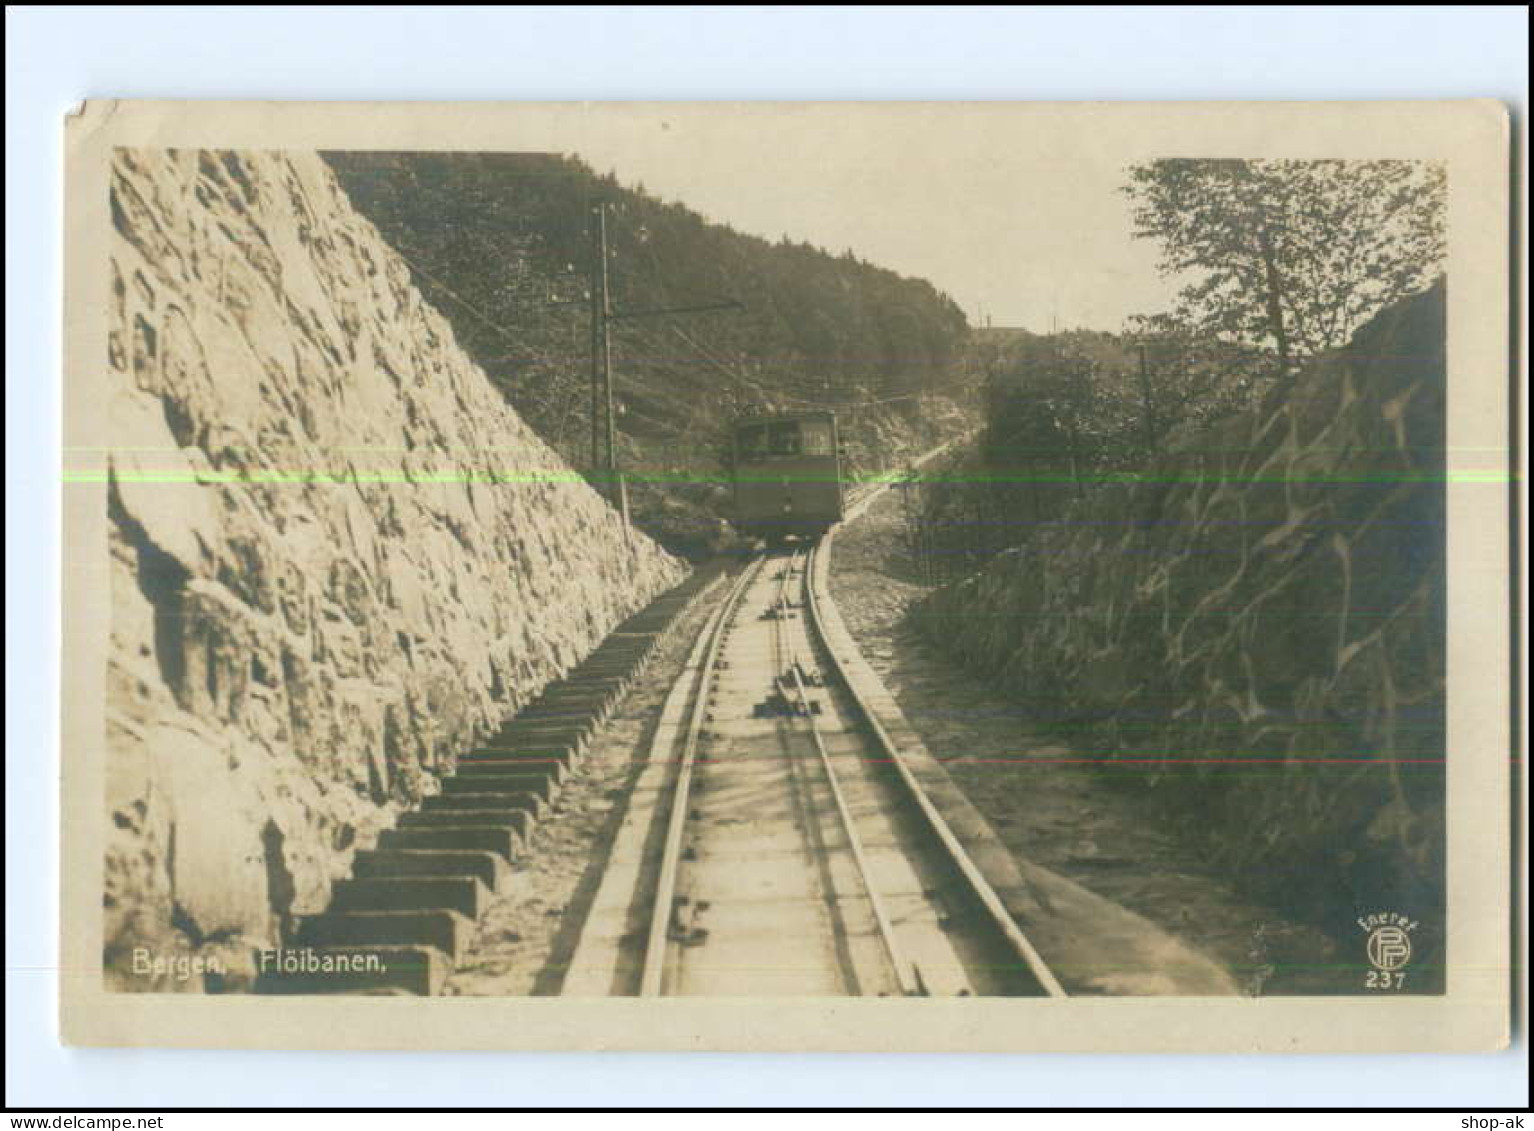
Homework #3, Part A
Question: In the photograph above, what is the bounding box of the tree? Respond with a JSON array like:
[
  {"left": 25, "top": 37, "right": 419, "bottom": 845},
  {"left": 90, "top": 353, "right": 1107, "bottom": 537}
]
[
  {"left": 1124, "top": 318, "right": 1272, "bottom": 448},
  {"left": 1123, "top": 159, "right": 1445, "bottom": 373}
]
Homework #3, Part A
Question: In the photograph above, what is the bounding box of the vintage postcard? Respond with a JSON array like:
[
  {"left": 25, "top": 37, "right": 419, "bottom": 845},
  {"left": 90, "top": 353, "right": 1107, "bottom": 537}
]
[{"left": 59, "top": 100, "right": 1512, "bottom": 1050}]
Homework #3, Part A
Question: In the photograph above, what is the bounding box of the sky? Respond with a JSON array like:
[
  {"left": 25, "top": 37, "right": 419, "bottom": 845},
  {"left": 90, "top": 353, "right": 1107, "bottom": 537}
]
[{"left": 568, "top": 106, "right": 1179, "bottom": 333}]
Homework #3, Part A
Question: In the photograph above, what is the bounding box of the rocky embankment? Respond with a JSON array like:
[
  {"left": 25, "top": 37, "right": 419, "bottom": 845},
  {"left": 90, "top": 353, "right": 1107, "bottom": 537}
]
[
  {"left": 831, "top": 485, "right": 1344, "bottom": 994},
  {"left": 104, "top": 149, "right": 685, "bottom": 990},
  {"left": 913, "top": 284, "right": 1447, "bottom": 981}
]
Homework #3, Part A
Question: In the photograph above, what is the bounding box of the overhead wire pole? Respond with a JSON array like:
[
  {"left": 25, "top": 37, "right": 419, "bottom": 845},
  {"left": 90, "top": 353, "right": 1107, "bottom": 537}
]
[
  {"left": 590, "top": 201, "right": 617, "bottom": 515},
  {"left": 1136, "top": 342, "right": 1157, "bottom": 455},
  {"left": 587, "top": 197, "right": 743, "bottom": 530}
]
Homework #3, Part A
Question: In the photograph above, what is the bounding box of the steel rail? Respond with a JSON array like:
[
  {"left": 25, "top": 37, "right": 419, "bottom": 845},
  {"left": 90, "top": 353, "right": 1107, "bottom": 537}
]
[
  {"left": 802, "top": 539, "right": 1068, "bottom": 998},
  {"left": 770, "top": 545, "right": 925, "bottom": 996},
  {"left": 637, "top": 553, "right": 765, "bottom": 998},
  {"left": 778, "top": 661, "right": 924, "bottom": 997}
]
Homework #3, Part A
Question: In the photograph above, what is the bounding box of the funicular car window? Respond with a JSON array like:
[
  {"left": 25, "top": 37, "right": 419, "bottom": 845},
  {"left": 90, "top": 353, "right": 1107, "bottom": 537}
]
[
  {"left": 768, "top": 422, "right": 802, "bottom": 456},
  {"left": 800, "top": 421, "right": 832, "bottom": 456},
  {"left": 736, "top": 424, "right": 768, "bottom": 460}
]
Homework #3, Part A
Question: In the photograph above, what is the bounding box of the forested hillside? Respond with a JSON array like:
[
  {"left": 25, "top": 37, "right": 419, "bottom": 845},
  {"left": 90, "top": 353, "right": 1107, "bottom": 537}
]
[{"left": 323, "top": 152, "right": 973, "bottom": 555}]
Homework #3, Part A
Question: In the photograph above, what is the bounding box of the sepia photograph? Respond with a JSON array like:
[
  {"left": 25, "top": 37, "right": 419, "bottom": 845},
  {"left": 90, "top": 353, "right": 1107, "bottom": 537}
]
[{"left": 55, "top": 98, "right": 1511, "bottom": 1053}]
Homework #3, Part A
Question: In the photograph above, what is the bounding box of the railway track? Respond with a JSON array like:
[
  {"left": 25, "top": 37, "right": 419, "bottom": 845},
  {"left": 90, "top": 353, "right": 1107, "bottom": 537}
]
[
  {"left": 258, "top": 434, "right": 1038, "bottom": 997},
  {"left": 567, "top": 505, "right": 1064, "bottom": 997}
]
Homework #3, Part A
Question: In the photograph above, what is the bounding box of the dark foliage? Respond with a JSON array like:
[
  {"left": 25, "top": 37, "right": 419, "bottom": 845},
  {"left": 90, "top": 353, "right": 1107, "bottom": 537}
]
[
  {"left": 914, "top": 325, "right": 1271, "bottom": 578},
  {"left": 322, "top": 152, "right": 971, "bottom": 555}
]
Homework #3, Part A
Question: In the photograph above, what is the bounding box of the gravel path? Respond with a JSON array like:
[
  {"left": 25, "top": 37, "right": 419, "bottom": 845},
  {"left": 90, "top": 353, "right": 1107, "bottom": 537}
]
[{"left": 828, "top": 483, "right": 1344, "bottom": 995}]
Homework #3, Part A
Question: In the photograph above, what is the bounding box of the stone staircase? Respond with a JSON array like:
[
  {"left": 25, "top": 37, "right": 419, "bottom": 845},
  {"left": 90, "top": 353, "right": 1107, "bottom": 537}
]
[{"left": 257, "top": 565, "right": 723, "bottom": 995}]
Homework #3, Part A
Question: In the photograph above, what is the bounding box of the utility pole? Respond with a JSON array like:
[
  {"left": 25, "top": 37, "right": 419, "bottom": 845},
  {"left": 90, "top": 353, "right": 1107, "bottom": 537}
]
[
  {"left": 587, "top": 199, "right": 744, "bottom": 530},
  {"left": 1136, "top": 342, "right": 1156, "bottom": 455},
  {"left": 589, "top": 201, "right": 625, "bottom": 523}
]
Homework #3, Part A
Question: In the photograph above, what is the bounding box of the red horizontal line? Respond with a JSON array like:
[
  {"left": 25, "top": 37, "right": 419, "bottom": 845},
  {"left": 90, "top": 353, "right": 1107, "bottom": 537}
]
[
  {"left": 913, "top": 757, "right": 1449, "bottom": 765},
  {"left": 469, "top": 756, "right": 1459, "bottom": 766}
]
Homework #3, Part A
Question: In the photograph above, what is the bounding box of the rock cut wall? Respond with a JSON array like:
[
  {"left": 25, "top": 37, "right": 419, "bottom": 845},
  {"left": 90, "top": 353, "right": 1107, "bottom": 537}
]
[
  {"left": 913, "top": 284, "right": 1447, "bottom": 975},
  {"left": 103, "top": 149, "right": 685, "bottom": 989}
]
